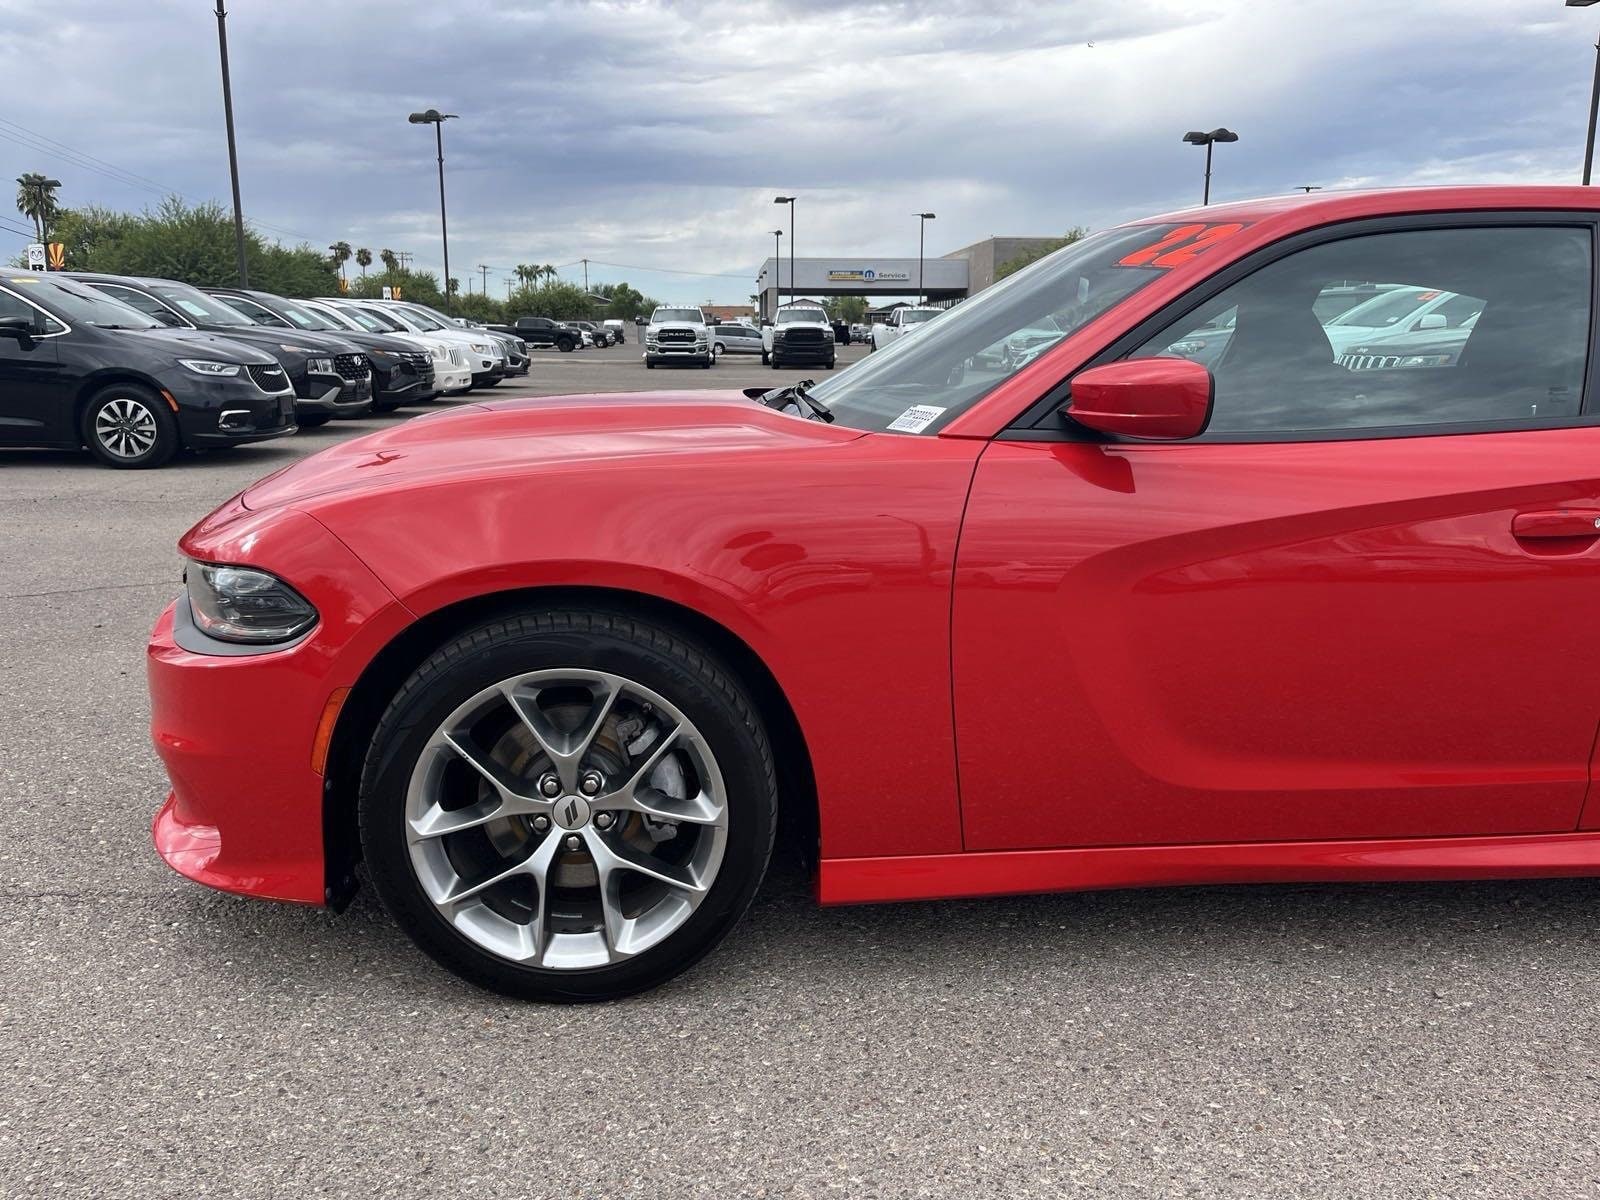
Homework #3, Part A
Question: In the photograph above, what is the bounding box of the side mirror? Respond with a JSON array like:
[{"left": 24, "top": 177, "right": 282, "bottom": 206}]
[
  {"left": 0, "top": 315, "right": 35, "bottom": 343},
  {"left": 1416, "top": 313, "right": 1448, "bottom": 331},
  {"left": 1064, "top": 357, "right": 1214, "bottom": 441}
]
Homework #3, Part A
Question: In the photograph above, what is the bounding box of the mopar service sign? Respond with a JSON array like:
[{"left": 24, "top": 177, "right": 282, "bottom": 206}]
[{"left": 828, "top": 268, "right": 911, "bottom": 282}]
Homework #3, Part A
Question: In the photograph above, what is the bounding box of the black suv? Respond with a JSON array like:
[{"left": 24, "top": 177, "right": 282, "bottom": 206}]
[
  {"left": 0, "top": 273, "right": 294, "bottom": 468},
  {"left": 498, "top": 316, "right": 578, "bottom": 352},
  {"left": 207, "top": 287, "right": 436, "bottom": 411},
  {"left": 66, "top": 273, "right": 373, "bottom": 426}
]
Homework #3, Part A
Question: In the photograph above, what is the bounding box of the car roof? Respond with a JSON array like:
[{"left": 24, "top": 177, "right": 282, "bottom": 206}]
[{"left": 1128, "top": 184, "right": 1600, "bottom": 229}]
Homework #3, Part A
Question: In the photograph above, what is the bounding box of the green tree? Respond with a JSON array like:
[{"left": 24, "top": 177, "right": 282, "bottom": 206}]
[
  {"left": 328, "top": 239, "right": 352, "bottom": 280},
  {"left": 826, "top": 295, "right": 868, "bottom": 324},
  {"left": 45, "top": 197, "right": 337, "bottom": 295},
  {"left": 995, "top": 228, "right": 1088, "bottom": 280},
  {"left": 379, "top": 248, "right": 399, "bottom": 275},
  {"left": 15, "top": 172, "right": 61, "bottom": 241},
  {"left": 354, "top": 247, "right": 372, "bottom": 279},
  {"left": 505, "top": 280, "right": 599, "bottom": 321},
  {"left": 590, "top": 281, "right": 655, "bottom": 322},
  {"left": 453, "top": 292, "right": 503, "bottom": 323}
]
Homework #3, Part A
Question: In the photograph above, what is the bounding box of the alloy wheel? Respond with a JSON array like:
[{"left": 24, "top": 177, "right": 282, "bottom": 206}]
[
  {"left": 405, "top": 668, "right": 729, "bottom": 970},
  {"left": 94, "top": 396, "right": 159, "bottom": 459}
]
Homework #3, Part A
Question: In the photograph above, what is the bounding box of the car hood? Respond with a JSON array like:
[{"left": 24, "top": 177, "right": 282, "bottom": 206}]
[
  {"left": 240, "top": 391, "right": 865, "bottom": 511},
  {"left": 648, "top": 323, "right": 705, "bottom": 333},
  {"left": 198, "top": 325, "right": 361, "bottom": 355},
  {"left": 120, "top": 327, "right": 280, "bottom": 364}
]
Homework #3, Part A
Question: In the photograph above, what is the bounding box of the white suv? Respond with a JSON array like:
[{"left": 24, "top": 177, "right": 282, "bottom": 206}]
[{"left": 644, "top": 306, "right": 713, "bottom": 369}]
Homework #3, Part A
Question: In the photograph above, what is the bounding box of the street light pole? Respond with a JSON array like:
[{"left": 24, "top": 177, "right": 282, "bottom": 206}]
[
  {"left": 1571, "top": 1, "right": 1600, "bottom": 183},
  {"left": 213, "top": 1, "right": 249, "bottom": 286},
  {"left": 915, "top": 212, "right": 936, "bottom": 303},
  {"left": 774, "top": 196, "right": 795, "bottom": 307},
  {"left": 1182, "top": 128, "right": 1239, "bottom": 205},
  {"left": 769, "top": 229, "right": 782, "bottom": 319},
  {"left": 408, "top": 108, "right": 458, "bottom": 311}
]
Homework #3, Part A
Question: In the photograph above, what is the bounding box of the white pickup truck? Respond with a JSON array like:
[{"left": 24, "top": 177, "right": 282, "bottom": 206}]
[
  {"left": 761, "top": 305, "right": 836, "bottom": 369},
  {"left": 870, "top": 306, "right": 941, "bottom": 352}
]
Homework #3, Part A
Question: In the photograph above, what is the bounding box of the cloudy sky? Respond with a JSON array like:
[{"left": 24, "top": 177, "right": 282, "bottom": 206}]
[{"left": 0, "top": 0, "right": 1593, "bottom": 302}]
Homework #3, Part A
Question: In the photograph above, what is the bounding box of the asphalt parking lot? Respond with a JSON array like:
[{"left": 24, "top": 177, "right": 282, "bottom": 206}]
[{"left": 3, "top": 336, "right": 1600, "bottom": 1198}]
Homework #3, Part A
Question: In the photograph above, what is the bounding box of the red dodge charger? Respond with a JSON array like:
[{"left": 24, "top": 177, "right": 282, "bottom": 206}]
[{"left": 150, "top": 187, "right": 1600, "bottom": 1000}]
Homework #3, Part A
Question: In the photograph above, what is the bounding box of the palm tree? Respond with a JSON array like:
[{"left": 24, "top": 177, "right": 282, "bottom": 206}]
[
  {"left": 379, "top": 248, "right": 399, "bottom": 275},
  {"left": 354, "top": 247, "right": 372, "bottom": 280},
  {"left": 540, "top": 263, "right": 559, "bottom": 285},
  {"left": 328, "top": 240, "right": 352, "bottom": 281},
  {"left": 513, "top": 263, "right": 536, "bottom": 286},
  {"left": 15, "top": 173, "right": 61, "bottom": 242}
]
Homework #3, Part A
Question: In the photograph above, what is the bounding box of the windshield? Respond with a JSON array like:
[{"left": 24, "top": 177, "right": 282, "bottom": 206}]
[
  {"left": 274, "top": 298, "right": 339, "bottom": 331},
  {"left": 808, "top": 224, "right": 1187, "bottom": 433},
  {"left": 346, "top": 304, "right": 409, "bottom": 333},
  {"left": 1326, "top": 287, "right": 1433, "bottom": 328},
  {"left": 9, "top": 275, "right": 161, "bottom": 329},
  {"left": 900, "top": 309, "right": 939, "bottom": 324},
  {"left": 221, "top": 295, "right": 290, "bottom": 327},
  {"left": 300, "top": 301, "right": 360, "bottom": 331},
  {"left": 777, "top": 309, "right": 826, "bottom": 324},
  {"left": 393, "top": 305, "right": 446, "bottom": 331},
  {"left": 148, "top": 283, "right": 255, "bottom": 326},
  {"left": 651, "top": 308, "right": 703, "bottom": 324}
]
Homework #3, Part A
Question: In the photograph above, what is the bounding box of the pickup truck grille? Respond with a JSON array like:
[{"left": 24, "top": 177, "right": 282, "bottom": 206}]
[
  {"left": 783, "top": 328, "right": 825, "bottom": 345},
  {"left": 334, "top": 353, "right": 370, "bottom": 381},
  {"left": 247, "top": 364, "right": 290, "bottom": 393},
  {"left": 657, "top": 328, "right": 695, "bottom": 344},
  {"left": 1337, "top": 353, "right": 1402, "bottom": 371}
]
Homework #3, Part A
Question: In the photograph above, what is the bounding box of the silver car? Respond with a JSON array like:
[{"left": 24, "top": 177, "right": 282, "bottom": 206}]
[{"left": 711, "top": 323, "right": 763, "bottom": 356}]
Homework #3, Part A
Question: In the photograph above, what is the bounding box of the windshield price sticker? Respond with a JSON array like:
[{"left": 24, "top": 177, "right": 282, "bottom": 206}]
[
  {"left": 1117, "top": 222, "right": 1248, "bottom": 270},
  {"left": 887, "top": 404, "right": 947, "bottom": 433}
]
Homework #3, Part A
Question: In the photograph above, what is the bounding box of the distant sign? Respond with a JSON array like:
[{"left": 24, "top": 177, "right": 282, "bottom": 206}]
[
  {"left": 46, "top": 242, "right": 64, "bottom": 270},
  {"left": 25, "top": 243, "right": 45, "bottom": 271},
  {"left": 337, "top": 276, "right": 349, "bottom": 293},
  {"left": 827, "top": 268, "right": 911, "bottom": 283},
  {"left": 381, "top": 285, "right": 392, "bottom": 299}
]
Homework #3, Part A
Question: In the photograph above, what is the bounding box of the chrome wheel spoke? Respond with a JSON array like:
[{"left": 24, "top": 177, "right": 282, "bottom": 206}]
[
  {"left": 586, "top": 826, "right": 706, "bottom": 895},
  {"left": 438, "top": 731, "right": 547, "bottom": 810},
  {"left": 432, "top": 839, "right": 542, "bottom": 906},
  {"left": 503, "top": 677, "right": 620, "bottom": 793}
]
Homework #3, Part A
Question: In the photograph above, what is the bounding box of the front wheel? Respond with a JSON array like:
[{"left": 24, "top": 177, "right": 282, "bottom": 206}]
[
  {"left": 358, "top": 610, "right": 778, "bottom": 1002},
  {"left": 557, "top": 339, "right": 576, "bottom": 353},
  {"left": 81, "top": 385, "right": 178, "bottom": 469},
  {"left": 760, "top": 350, "right": 770, "bottom": 365}
]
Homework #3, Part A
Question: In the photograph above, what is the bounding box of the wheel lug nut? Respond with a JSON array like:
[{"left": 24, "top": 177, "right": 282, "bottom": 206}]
[
  {"left": 532, "top": 815, "right": 550, "bottom": 833},
  {"left": 539, "top": 774, "right": 561, "bottom": 798},
  {"left": 564, "top": 834, "right": 582, "bottom": 852},
  {"left": 594, "top": 811, "right": 614, "bottom": 830},
  {"left": 579, "top": 771, "right": 603, "bottom": 796}
]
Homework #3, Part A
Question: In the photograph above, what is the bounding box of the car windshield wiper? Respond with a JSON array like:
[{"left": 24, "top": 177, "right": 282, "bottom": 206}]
[{"left": 743, "top": 380, "right": 834, "bottom": 422}]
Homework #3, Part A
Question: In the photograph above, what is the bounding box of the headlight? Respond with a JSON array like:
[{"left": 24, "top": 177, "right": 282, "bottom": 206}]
[
  {"left": 470, "top": 341, "right": 490, "bottom": 353},
  {"left": 306, "top": 357, "right": 335, "bottom": 374},
  {"left": 278, "top": 344, "right": 313, "bottom": 354},
  {"left": 177, "top": 359, "right": 242, "bottom": 377},
  {"left": 186, "top": 561, "right": 317, "bottom": 644},
  {"left": 429, "top": 344, "right": 447, "bottom": 360}
]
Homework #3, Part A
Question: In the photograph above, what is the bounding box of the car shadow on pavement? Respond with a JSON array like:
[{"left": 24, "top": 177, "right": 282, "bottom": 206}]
[{"left": 162, "top": 848, "right": 1600, "bottom": 1009}]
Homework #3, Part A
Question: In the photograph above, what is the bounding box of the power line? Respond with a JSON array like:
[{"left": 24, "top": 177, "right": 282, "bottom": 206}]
[
  {"left": 552, "top": 257, "right": 752, "bottom": 280},
  {"left": 0, "top": 116, "right": 319, "bottom": 245}
]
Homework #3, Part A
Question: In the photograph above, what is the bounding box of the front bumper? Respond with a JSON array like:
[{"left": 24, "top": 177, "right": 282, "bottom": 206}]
[
  {"left": 297, "top": 371, "right": 373, "bottom": 418},
  {"left": 147, "top": 507, "right": 412, "bottom": 906},
  {"left": 169, "top": 372, "right": 297, "bottom": 447},
  {"left": 645, "top": 340, "right": 711, "bottom": 364},
  {"left": 772, "top": 338, "right": 835, "bottom": 364}
]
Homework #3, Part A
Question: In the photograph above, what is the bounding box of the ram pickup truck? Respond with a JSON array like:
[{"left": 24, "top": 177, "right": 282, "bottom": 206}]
[
  {"left": 644, "top": 306, "right": 713, "bottom": 368},
  {"left": 762, "top": 305, "right": 835, "bottom": 368},
  {"left": 870, "top": 306, "right": 942, "bottom": 352},
  {"left": 502, "top": 316, "right": 580, "bottom": 352}
]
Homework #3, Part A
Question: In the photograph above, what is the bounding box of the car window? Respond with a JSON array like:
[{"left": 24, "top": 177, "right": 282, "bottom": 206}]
[
  {"left": 221, "top": 295, "right": 291, "bottom": 327},
  {"left": 0, "top": 286, "right": 37, "bottom": 327},
  {"left": 94, "top": 283, "right": 187, "bottom": 327},
  {"left": 1130, "top": 225, "right": 1592, "bottom": 435}
]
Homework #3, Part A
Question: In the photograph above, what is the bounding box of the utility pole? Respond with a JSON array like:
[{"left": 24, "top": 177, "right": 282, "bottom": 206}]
[
  {"left": 407, "top": 108, "right": 459, "bottom": 312},
  {"left": 213, "top": 1, "right": 249, "bottom": 286},
  {"left": 478, "top": 264, "right": 489, "bottom": 294},
  {"left": 397, "top": 251, "right": 413, "bottom": 270},
  {"left": 582, "top": 258, "right": 590, "bottom": 292},
  {"left": 774, "top": 197, "right": 796, "bottom": 307}
]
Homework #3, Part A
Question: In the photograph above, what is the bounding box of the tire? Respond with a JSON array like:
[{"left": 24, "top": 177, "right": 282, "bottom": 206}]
[
  {"left": 702, "top": 355, "right": 713, "bottom": 369},
  {"left": 358, "top": 609, "right": 778, "bottom": 1002},
  {"left": 713, "top": 343, "right": 725, "bottom": 358},
  {"left": 825, "top": 358, "right": 836, "bottom": 370},
  {"left": 298, "top": 413, "right": 333, "bottom": 428},
  {"left": 557, "top": 338, "right": 576, "bottom": 353},
  {"left": 81, "top": 384, "right": 178, "bottom": 469},
  {"left": 770, "top": 356, "right": 781, "bottom": 369},
  {"left": 760, "top": 350, "right": 769, "bottom": 365},
  {"left": 646, "top": 360, "right": 656, "bottom": 369}
]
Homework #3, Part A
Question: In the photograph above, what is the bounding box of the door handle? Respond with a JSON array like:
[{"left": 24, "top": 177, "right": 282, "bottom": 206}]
[{"left": 1512, "top": 510, "right": 1600, "bottom": 539}]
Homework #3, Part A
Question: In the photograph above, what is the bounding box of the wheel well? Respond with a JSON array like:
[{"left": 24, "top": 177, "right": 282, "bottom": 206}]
[{"left": 320, "top": 585, "right": 819, "bottom": 909}]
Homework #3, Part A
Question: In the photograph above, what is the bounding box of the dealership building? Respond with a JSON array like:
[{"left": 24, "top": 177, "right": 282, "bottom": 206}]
[{"left": 755, "top": 236, "right": 1061, "bottom": 320}]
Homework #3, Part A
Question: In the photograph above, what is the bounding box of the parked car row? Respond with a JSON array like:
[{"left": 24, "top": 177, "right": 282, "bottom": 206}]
[{"left": 0, "top": 270, "right": 531, "bottom": 469}]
